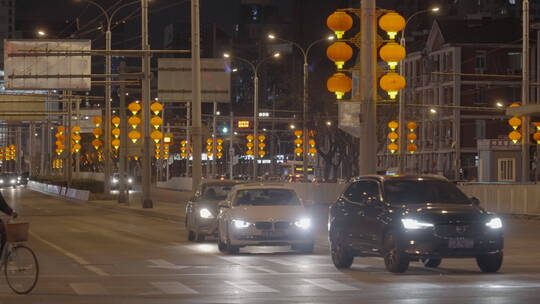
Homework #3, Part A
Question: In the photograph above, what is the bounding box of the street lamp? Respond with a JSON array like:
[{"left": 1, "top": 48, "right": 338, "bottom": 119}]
[
  {"left": 37, "top": 30, "right": 46, "bottom": 37},
  {"left": 223, "top": 52, "right": 281, "bottom": 179},
  {"left": 397, "top": 7, "right": 440, "bottom": 174},
  {"left": 76, "top": 0, "right": 140, "bottom": 195},
  {"left": 267, "top": 33, "right": 334, "bottom": 181}
]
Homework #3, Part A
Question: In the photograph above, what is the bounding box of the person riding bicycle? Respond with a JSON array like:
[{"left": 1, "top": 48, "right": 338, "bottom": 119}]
[{"left": 0, "top": 191, "right": 16, "bottom": 252}]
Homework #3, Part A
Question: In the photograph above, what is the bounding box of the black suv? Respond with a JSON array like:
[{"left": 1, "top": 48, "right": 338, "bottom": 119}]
[{"left": 328, "top": 175, "right": 504, "bottom": 273}]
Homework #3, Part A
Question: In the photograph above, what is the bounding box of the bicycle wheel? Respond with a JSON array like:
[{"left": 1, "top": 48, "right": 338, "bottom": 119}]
[{"left": 4, "top": 245, "right": 39, "bottom": 294}]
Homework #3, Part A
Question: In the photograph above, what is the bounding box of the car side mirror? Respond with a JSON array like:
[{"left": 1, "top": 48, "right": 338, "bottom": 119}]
[
  {"left": 471, "top": 197, "right": 480, "bottom": 206},
  {"left": 218, "top": 201, "right": 230, "bottom": 209}
]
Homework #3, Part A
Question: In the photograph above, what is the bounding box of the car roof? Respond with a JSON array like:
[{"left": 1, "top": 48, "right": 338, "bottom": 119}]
[
  {"left": 351, "top": 174, "right": 449, "bottom": 183},
  {"left": 202, "top": 180, "right": 243, "bottom": 186},
  {"left": 232, "top": 183, "right": 292, "bottom": 191}
]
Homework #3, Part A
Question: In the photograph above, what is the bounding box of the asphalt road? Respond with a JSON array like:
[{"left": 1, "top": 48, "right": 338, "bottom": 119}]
[{"left": 2, "top": 187, "right": 540, "bottom": 303}]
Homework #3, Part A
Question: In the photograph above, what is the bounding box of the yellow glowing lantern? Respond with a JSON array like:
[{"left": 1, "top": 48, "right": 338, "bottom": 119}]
[
  {"left": 407, "top": 121, "right": 417, "bottom": 132},
  {"left": 294, "top": 147, "right": 303, "bottom": 156},
  {"left": 327, "top": 72, "right": 352, "bottom": 99},
  {"left": 128, "top": 130, "right": 141, "bottom": 143},
  {"left": 407, "top": 132, "right": 417, "bottom": 143},
  {"left": 534, "top": 132, "right": 540, "bottom": 144},
  {"left": 326, "top": 11, "right": 353, "bottom": 39},
  {"left": 246, "top": 134, "right": 254, "bottom": 141},
  {"left": 508, "top": 117, "right": 522, "bottom": 130},
  {"left": 92, "top": 128, "right": 103, "bottom": 138},
  {"left": 407, "top": 144, "right": 418, "bottom": 154},
  {"left": 92, "top": 139, "right": 102, "bottom": 150},
  {"left": 216, "top": 152, "right": 223, "bottom": 159},
  {"left": 72, "top": 125, "right": 81, "bottom": 133},
  {"left": 57, "top": 126, "right": 65, "bottom": 134},
  {"left": 128, "top": 116, "right": 141, "bottom": 129},
  {"left": 217, "top": 138, "right": 224, "bottom": 145},
  {"left": 112, "top": 116, "right": 120, "bottom": 127},
  {"left": 112, "top": 128, "right": 120, "bottom": 138},
  {"left": 508, "top": 130, "right": 521, "bottom": 143},
  {"left": 388, "top": 143, "right": 398, "bottom": 154},
  {"left": 258, "top": 135, "right": 266, "bottom": 142},
  {"left": 258, "top": 150, "right": 266, "bottom": 157},
  {"left": 309, "top": 147, "right": 317, "bottom": 155},
  {"left": 246, "top": 142, "right": 254, "bottom": 149},
  {"left": 258, "top": 142, "right": 266, "bottom": 149},
  {"left": 379, "top": 12, "right": 405, "bottom": 40},
  {"left": 326, "top": 42, "right": 353, "bottom": 69},
  {"left": 150, "top": 102, "right": 163, "bottom": 115},
  {"left": 294, "top": 138, "right": 303, "bottom": 146},
  {"left": 380, "top": 72, "right": 406, "bottom": 99},
  {"left": 294, "top": 130, "right": 303, "bottom": 137},
  {"left": 92, "top": 116, "right": 102, "bottom": 127},
  {"left": 150, "top": 116, "right": 163, "bottom": 129},
  {"left": 73, "top": 143, "right": 82, "bottom": 152},
  {"left": 128, "top": 102, "right": 141, "bottom": 115},
  {"left": 151, "top": 130, "right": 163, "bottom": 143},
  {"left": 206, "top": 138, "right": 213, "bottom": 145},
  {"left": 388, "top": 120, "right": 399, "bottom": 131},
  {"left": 379, "top": 42, "right": 406, "bottom": 70},
  {"left": 112, "top": 139, "right": 120, "bottom": 150},
  {"left": 388, "top": 131, "right": 399, "bottom": 142},
  {"left": 246, "top": 150, "right": 254, "bottom": 156}
]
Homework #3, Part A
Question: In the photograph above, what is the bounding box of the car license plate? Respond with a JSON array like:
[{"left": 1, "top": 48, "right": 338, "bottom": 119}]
[
  {"left": 262, "top": 230, "right": 284, "bottom": 238},
  {"left": 448, "top": 238, "right": 474, "bottom": 249}
]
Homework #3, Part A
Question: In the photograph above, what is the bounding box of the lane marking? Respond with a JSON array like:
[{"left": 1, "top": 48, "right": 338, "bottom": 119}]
[
  {"left": 148, "top": 259, "right": 190, "bottom": 270},
  {"left": 69, "top": 283, "right": 108, "bottom": 295},
  {"left": 303, "top": 278, "right": 360, "bottom": 291},
  {"left": 30, "top": 231, "right": 109, "bottom": 277},
  {"left": 216, "top": 256, "right": 278, "bottom": 273},
  {"left": 224, "top": 280, "right": 278, "bottom": 293},
  {"left": 151, "top": 282, "right": 198, "bottom": 294}
]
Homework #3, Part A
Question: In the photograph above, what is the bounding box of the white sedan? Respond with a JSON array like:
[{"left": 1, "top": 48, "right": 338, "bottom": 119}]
[{"left": 216, "top": 184, "right": 314, "bottom": 254}]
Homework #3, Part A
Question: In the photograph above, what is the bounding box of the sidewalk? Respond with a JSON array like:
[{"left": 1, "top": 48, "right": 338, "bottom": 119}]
[{"left": 86, "top": 187, "right": 192, "bottom": 222}]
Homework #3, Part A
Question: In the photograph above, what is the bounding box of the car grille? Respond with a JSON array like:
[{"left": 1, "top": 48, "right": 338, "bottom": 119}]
[
  {"left": 254, "top": 221, "right": 292, "bottom": 230},
  {"left": 434, "top": 224, "right": 481, "bottom": 238}
]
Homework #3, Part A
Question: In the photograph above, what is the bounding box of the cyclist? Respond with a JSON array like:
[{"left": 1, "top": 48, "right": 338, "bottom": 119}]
[{"left": 0, "top": 191, "right": 16, "bottom": 252}]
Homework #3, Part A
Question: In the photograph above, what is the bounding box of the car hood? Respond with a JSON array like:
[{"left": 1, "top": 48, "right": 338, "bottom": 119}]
[
  {"left": 400, "top": 203, "right": 487, "bottom": 223},
  {"left": 193, "top": 199, "right": 221, "bottom": 213},
  {"left": 229, "top": 205, "right": 307, "bottom": 222}
]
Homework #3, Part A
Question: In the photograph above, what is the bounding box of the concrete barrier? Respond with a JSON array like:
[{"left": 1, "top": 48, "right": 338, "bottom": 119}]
[
  {"left": 28, "top": 181, "right": 91, "bottom": 202},
  {"left": 157, "top": 177, "right": 193, "bottom": 191},
  {"left": 459, "top": 183, "right": 540, "bottom": 215}
]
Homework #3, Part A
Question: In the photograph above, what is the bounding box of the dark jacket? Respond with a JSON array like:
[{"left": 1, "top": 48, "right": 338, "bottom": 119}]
[{"left": 0, "top": 192, "right": 13, "bottom": 216}]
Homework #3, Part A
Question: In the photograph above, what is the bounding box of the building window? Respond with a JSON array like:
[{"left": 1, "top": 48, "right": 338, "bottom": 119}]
[
  {"left": 498, "top": 158, "right": 515, "bottom": 182},
  {"left": 509, "top": 0, "right": 516, "bottom": 4},
  {"left": 475, "top": 50, "right": 487, "bottom": 73},
  {"left": 508, "top": 52, "right": 522, "bottom": 74},
  {"left": 475, "top": 120, "right": 486, "bottom": 139}
]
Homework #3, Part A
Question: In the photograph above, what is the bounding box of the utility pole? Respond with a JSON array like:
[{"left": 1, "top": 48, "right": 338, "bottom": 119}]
[
  {"left": 191, "top": 0, "right": 203, "bottom": 193},
  {"left": 28, "top": 123, "right": 33, "bottom": 177},
  {"left": 118, "top": 61, "right": 128, "bottom": 204},
  {"left": 229, "top": 111, "right": 234, "bottom": 179},
  {"left": 67, "top": 93, "right": 72, "bottom": 188},
  {"left": 141, "top": 0, "right": 153, "bottom": 208},
  {"left": 104, "top": 27, "right": 112, "bottom": 194},
  {"left": 253, "top": 74, "right": 259, "bottom": 179},
  {"left": 75, "top": 99, "right": 80, "bottom": 176},
  {"left": 212, "top": 102, "right": 217, "bottom": 178},
  {"left": 359, "top": 0, "right": 378, "bottom": 175},
  {"left": 523, "top": 0, "right": 531, "bottom": 182}
]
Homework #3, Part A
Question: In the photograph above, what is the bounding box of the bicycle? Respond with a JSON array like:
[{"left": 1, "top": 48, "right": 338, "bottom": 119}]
[{"left": 1, "top": 216, "right": 39, "bottom": 294}]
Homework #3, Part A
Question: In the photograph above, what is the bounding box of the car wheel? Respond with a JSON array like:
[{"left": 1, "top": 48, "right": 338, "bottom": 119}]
[
  {"left": 476, "top": 251, "right": 503, "bottom": 273},
  {"left": 292, "top": 242, "right": 314, "bottom": 254},
  {"left": 224, "top": 224, "right": 239, "bottom": 254},
  {"left": 421, "top": 258, "right": 442, "bottom": 268},
  {"left": 330, "top": 229, "right": 353, "bottom": 269},
  {"left": 383, "top": 231, "right": 409, "bottom": 273}
]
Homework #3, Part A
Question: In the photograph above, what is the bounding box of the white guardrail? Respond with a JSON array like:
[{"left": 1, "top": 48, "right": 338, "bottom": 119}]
[
  {"left": 28, "top": 181, "right": 90, "bottom": 202},
  {"left": 459, "top": 183, "right": 540, "bottom": 215}
]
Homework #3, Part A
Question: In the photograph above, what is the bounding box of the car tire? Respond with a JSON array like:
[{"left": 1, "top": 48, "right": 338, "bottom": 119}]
[
  {"left": 293, "top": 242, "right": 314, "bottom": 254},
  {"left": 330, "top": 229, "right": 354, "bottom": 269},
  {"left": 224, "top": 225, "right": 239, "bottom": 254},
  {"left": 383, "top": 231, "right": 410, "bottom": 273},
  {"left": 422, "top": 258, "right": 442, "bottom": 268},
  {"left": 476, "top": 251, "right": 503, "bottom": 273},
  {"left": 217, "top": 228, "right": 227, "bottom": 253}
]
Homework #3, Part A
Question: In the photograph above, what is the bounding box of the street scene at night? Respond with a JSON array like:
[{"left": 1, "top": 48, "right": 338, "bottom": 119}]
[{"left": 0, "top": 0, "right": 540, "bottom": 303}]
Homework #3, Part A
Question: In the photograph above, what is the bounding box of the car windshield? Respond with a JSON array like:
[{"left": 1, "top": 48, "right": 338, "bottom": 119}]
[
  {"left": 201, "top": 184, "right": 235, "bottom": 200},
  {"left": 234, "top": 188, "right": 300, "bottom": 206},
  {"left": 383, "top": 180, "right": 471, "bottom": 205}
]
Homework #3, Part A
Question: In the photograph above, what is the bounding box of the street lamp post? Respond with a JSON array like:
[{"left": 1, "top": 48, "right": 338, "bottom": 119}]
[
  {"left": 79, "top": 0, "right": 140, "bottom": 194},
  {"left": 397, "top": 7, "right": 440, "bottom": 174},
  {"left": 223, "top": 52, "right": 280, "bottom": 179},
  {"left": 268, "top": 34, "right": 334, "bottom": 181}
]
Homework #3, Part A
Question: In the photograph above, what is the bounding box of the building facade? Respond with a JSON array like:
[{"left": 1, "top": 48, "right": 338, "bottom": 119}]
[{"left": 0, "top": 0, "right": 15, "bottom": 69}]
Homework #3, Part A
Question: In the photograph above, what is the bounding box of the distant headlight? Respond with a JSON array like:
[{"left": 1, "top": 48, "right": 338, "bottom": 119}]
[
  {"left": 401, "top": 218, "right": 434, "bottom": 230},
  {"left": 0, "top": 179, "right": 4, "bottom": 184},
  {"left": 486, "top": 217, "right": 503, "bottom": 229},
  {"left": 17, "top": 176, "right": 21, "bottom": 180},
  {"left": 232, "top": 219, "right": 251, "bottom": 229},
  {"left": 112, "top": 178, "right": 118, "bottom": 184},
  {"left": 294, "top": 218, "right": 311, "bottom": 230},
  {"left": 199, "top": 208, "right": 214, "bottom": 219},
  {"left": 10, "top": 179, "right": 16, "bottom": 184},
  {"left": 128, "top": 178, "right": 133, "bottom": 184}
]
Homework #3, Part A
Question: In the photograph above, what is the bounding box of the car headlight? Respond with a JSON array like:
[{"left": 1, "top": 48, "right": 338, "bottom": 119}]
[
  {"left": 112, "top": 178, "right": 118, "bottom": 184},
  {"left": 0, "top": 179, "right": 4, "bottom": 184},
  {"left": 128, "top": 178, "right": 133, "bottom": 184},
  {"left": 401, "top": 218, "right": 434, "bottom": 230},
  {"left": 294, "top": 218, "right": 311, "bottom": 230},
  {"left": 232, "top": 219, "right": 251, "bottom": 229},
  {"left": 199, "top": 208, "right": 214, "bottom": 219},
  {"left": 10, "top": 179, "right": 16, "bottom": 184},
  {"left": 17, "top": 176, "right": 21, "bottom": 180},
  {"left": 485, "top": 217, "right": 503, "bottom": 229}
]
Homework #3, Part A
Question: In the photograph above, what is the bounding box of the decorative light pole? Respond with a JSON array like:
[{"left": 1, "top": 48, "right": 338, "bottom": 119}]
[
  {"left": 223, "top": 52, "right": 280, "bottom": 179},
  {"left": 267, "top": 34, "right": 334, "bottom": 181}
]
